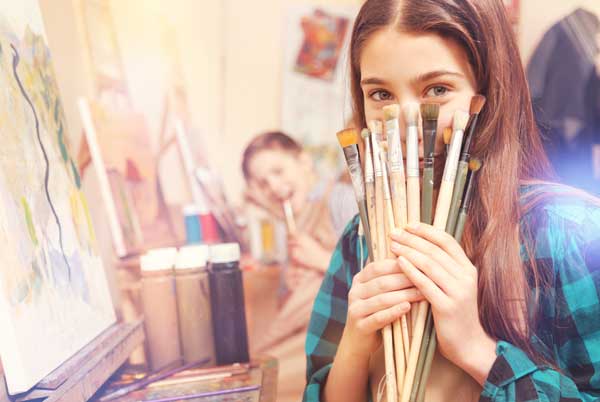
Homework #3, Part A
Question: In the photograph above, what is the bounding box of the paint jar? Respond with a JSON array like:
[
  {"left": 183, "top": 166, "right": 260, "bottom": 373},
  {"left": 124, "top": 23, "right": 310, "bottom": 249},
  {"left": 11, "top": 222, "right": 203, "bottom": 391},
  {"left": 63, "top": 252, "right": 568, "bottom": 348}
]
[
  {"left": 208, "top": 243, "right": 250, "bottom": 365},
  {"left": 140, "top": 248, "right": 181, "bottom": 371},
  {"left": 175, "top": 245, "right": 216, "bottom": 365}
]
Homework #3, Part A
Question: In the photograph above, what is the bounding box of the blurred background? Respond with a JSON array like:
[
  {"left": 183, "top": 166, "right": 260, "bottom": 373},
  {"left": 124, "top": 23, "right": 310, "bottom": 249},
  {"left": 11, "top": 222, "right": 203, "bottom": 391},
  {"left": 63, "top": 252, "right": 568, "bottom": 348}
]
[{"left": 21, "top": 0, "right": 600, "bottom": 400}]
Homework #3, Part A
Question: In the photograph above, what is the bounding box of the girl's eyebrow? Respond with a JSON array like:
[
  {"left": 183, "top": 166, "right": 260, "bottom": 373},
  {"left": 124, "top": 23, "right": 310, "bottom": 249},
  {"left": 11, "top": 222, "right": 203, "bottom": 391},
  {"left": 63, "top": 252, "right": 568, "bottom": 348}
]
[
  {"left": 360, "top": 70, "right": 465, "bottom": 87},
  {"left": 411, "top": 70, "right": 465, "bottom": 85}
]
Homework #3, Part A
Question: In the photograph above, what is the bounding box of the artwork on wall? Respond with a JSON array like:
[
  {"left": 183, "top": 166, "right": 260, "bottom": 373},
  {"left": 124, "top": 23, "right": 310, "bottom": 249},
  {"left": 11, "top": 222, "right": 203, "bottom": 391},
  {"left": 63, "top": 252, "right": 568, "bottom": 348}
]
[
  {"left": 0, "top": 0, "right": 115, "bottom": 394},
  {"left": 281, "top": 6, "right": 357, "bottom": 177},
  {"left": 79, "top": 0, "right": 129, "bottom": 103},
  {"left": 79, "top": 99, "right": 185, "bottom": 258}
]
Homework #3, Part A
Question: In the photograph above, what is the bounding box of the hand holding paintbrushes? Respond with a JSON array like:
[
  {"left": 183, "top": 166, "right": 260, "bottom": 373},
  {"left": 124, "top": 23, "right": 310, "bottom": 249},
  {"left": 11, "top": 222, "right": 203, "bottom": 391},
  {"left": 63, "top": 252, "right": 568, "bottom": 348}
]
[{"left": 336, "top": 95, "right": 486, "bottom": 402}]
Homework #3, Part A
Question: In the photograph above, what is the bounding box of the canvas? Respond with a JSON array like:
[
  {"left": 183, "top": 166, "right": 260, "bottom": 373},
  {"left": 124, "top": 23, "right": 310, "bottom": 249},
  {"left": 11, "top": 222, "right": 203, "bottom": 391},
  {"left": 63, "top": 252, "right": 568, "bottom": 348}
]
[{"left": 0, "top": 0, "right": 115, "bottom": 394}]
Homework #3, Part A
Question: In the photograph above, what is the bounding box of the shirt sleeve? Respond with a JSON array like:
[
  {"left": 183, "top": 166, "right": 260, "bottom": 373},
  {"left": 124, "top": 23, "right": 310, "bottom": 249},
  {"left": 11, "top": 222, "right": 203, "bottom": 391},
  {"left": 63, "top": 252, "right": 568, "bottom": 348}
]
[
  {"left": 303, "top": 215, "right": 368, "bottom": 401},
  {"left": 481, "top": 196, "right": 600, "bottom": 402}
]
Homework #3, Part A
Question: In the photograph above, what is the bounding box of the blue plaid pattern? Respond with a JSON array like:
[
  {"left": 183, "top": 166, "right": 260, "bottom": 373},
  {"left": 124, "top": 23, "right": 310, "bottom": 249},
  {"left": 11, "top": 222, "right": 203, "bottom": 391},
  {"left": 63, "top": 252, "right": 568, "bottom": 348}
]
[{"left": 304, "top": 185, "right": 600, "bottom": 401}]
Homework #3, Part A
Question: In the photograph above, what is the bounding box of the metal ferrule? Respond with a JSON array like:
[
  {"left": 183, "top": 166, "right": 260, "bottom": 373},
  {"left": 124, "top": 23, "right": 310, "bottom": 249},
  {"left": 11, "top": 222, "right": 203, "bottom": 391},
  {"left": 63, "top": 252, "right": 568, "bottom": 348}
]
[
  {"left": 343, "top": 145, "right": 365, "bottom": 201},
  {"left": 406, "top": 124, "right": 420, "bottom": 177},
  {"left": 386, "top": 119, "right": 404, "bottom": 175},
  {"left": 441, "top": 129, "right": 464, "bottom": 183}
]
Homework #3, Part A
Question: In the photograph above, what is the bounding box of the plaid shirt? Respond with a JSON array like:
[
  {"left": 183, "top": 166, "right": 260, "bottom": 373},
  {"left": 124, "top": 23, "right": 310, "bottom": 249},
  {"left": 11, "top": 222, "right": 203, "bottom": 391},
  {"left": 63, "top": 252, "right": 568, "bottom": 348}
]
[{"left": 304, "top": 185, "right": 600, "bottom": 402}]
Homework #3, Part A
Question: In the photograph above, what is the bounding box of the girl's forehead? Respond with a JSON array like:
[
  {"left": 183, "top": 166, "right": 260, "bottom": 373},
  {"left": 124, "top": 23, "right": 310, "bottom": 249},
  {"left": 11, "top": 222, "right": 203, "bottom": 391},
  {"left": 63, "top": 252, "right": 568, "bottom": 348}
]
[{"left": 359, "top": 28, "right": 474, "bottom": 85}]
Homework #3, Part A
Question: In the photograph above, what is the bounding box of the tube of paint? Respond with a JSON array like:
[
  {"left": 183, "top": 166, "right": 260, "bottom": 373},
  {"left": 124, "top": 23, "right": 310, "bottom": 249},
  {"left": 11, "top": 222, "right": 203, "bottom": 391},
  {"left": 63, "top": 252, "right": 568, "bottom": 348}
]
[
  {"left": 174, "top": 245, "right": 216, "bottom": 365},
  {"left": 183, "top": 205, "right": 203, "bottom": 244},
  {"left": 140, "top": 248, "right": 182, "bottom": 371},
  {"left": 208, "top": 243, "right": 250, "bottom": 365},
  {"left": 199, "top": 212, "right": 220, "bottom": 243}
]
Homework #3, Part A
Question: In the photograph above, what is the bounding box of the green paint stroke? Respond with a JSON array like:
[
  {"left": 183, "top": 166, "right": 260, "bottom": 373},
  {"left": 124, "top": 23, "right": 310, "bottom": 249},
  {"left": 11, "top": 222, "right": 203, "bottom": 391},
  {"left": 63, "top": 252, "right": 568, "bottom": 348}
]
[
  {"left": 21, "top": 197, "right": 38, "bottom": 246},
  {"left": 70, "top": 158, "right": 81, "bottom": 189},
  {"left": 58, "top": 123, "right": 68, "bottom": 162}
]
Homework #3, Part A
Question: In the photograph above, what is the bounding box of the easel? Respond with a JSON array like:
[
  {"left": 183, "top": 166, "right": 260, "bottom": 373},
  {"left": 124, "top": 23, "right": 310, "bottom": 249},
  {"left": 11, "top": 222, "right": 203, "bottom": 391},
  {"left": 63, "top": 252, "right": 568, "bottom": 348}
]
[{"left": 1, "top": 321, "right": 143, "bottom": 402}]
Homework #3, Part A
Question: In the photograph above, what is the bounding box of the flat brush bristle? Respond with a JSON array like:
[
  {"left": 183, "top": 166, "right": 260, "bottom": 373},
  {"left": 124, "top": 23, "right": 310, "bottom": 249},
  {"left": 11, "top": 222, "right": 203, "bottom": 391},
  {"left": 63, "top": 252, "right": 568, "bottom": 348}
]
[
  {"left": 383, "top": 104, "right": 400, "bottom": 120},
  {"left": 361, "top": 128, "right": 370, "bottom": 139},
  {"left": 336, "top": 128, "right": 360, "bottom": 148},
  {"left": 443, "top": 127, "right": 453, "bottom": 145},
  {"left": 420, "top": 103, "right": 440, "bottom": 121},
  {"left": 403, "top": 102, "right": 420, "bottom": 126},
  {"left": 453, "top": 110, "right": 470, "bottom": 132},
  {"left": 469, "top": 158, "right": 482, "bottom": 171},
  {"left": 470, "top": 95, "right": 487, "bottom": 115},
  {"left": 367, "top": 120, "right": 383, "bottom": 135}
]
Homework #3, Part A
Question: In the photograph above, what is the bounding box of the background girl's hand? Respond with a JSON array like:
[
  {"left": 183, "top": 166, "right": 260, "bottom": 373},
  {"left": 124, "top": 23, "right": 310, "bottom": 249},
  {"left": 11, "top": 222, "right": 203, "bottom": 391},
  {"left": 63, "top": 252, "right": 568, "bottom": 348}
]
[
  {"left": 288, "top": 232, "right": 331, "bottom": 272},
  {"left": 343, "top": 259, "right": 423, "bottom": 359},
  {"left": 390, "top": 224, "right": 497, "bottom": 385}
]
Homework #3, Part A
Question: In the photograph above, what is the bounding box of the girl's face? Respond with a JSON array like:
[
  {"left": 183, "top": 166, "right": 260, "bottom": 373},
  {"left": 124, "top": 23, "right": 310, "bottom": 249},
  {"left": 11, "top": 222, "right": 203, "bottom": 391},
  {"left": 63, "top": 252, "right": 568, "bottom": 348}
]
[
  {"left": 247, "top": 148, "right": 313, "bottom": 211},
  {"left": 360, "top": 28, "right": 477, "bottom": 158}
]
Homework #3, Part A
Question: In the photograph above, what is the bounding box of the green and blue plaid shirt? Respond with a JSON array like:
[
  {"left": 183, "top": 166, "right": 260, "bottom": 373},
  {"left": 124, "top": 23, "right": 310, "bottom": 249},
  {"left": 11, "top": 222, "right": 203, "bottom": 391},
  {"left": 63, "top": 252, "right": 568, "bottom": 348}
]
[{"left": 304, "top": 185, "right": 600, "bottom": 401}]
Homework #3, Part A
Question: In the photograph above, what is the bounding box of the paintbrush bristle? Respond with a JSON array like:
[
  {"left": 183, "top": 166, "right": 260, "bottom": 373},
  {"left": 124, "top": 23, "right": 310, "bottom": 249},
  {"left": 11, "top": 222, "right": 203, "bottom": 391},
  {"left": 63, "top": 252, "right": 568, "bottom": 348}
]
[
  {"left": 367, "top": 120, "right": 383, "bottom": 135},
  {"left": 383, "top": 104, "right": 400, "bottom": 121},
  {"left": 453, "top": 110, "right": 470, "bottom": 132},
  {"left": 420, "top": 103, "right": 440, "bottom": 121},
  {"left": 336, "top": 128, "right": 360, "bottom": 148},
  {"left": 403, "top": 102, "right": 420, "bottom": 126},
  {"left": 443, "top": 127, "right": 453, "bottom": 145},
  {"left": 469, "top": 158, "right": 482, "bottom": 172},
  {"left": 361, "top": 128, "right": 371, "bottom": 139},
  {"left": 470, "top": 95, "right": 487, "bottom": 115}
]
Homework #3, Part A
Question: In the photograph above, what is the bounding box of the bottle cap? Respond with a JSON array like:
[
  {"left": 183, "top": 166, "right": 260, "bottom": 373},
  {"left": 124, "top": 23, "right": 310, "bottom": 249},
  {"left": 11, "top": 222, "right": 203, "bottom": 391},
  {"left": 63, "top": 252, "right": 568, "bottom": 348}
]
[
  {"left": 209, "top": 243, "right": 241, "bottom": 264},
  {"left": 175, "top": 245, "right": 209, "bottom": 270},
  {"left": 140, "top": 247, "right": 178, "bottom": 272}
]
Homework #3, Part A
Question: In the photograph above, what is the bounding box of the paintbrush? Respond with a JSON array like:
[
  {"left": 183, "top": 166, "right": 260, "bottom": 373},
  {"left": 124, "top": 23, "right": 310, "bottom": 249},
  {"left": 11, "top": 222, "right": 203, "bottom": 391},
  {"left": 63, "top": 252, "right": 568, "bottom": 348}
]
[
  {"left": 420, "top": 103, "right": 440, "bottom": 225},
  {"left": 454, "top": 158, "right": 482, "bottom": 243},
  {"left": 282, "top": 199, "right": 297, "bottom": 235},
  {"left": 383, "top": 104, "right": 408, "bottom": 230},
  {"left": 404, "top": 103, "right": 421, "bottom": 225},
  {"left": 401, "top": 110, "right": 470, "bottom": 402},
  {"left": 383, "top": 104, "right": 411, "bottom": 359},
  {"left": 414, "top": 159, "right": 482, "bottom": 402},
  {"left": 337, "top": 129, "right": 373, "bottom": 257},
  {"left": 362, "top": 128, "right": 378, "bottom": 261},
  {"left": 445, "top": 96, "right": 486, "bottom": 235},
  {"left": 443, "top": 127, "right": 452, "bottom": 158},
  {"left": 368, "top": 120, "right": 398, "bottom": 402}
]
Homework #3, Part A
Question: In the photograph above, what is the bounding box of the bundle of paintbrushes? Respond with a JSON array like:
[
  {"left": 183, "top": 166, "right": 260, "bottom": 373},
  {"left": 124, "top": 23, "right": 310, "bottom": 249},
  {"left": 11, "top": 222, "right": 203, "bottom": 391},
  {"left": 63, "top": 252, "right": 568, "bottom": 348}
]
[{"left": 336, "top": 95, "right": 486, "bottom": 402}]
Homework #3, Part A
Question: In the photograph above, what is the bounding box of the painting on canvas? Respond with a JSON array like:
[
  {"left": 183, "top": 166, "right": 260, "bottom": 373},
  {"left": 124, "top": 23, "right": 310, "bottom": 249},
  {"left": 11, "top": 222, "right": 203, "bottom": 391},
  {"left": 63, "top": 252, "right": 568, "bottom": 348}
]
[
  {"left": 0, "top": 0, "right": 115, "bottom": 394},
  {"left": 81, "top": 100, "right": 185, "bottom": 257}
]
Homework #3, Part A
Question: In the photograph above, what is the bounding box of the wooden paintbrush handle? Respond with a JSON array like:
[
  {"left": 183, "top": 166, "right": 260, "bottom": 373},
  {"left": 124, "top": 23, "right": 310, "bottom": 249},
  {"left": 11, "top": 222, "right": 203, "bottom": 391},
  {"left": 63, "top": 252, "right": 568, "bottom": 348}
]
[
  {"left": 454, "top": 210, "right": 467, "bottom": 243},
  {"left": 365, "top": 182, "right": 378, "bottom": 260},
  {"left": 390, "top": 171, "right": 408, "bottom": 228},
  {"left": 410, "top": 310, "right": 433, "bottom": 402},
  {"left": 400, "top": 300, "right": 429, "bottom": 402},
  {"left": 433, "top": 181, "right": 454, "bottom": 230},
  {"left": 383, "top": 324, "right": 398, "bottom": 402},
  {"left": 421, "top": 168, "right": 434, "bottom": 225},
  {"left": 375, "top": 177, "right": 387, "bottom": 260},
  {"left": 407, "top": 177, "right": 420, "bottom": 224},
  {"left": 446, "top": 161, "right": 468, "bottom": 235}
]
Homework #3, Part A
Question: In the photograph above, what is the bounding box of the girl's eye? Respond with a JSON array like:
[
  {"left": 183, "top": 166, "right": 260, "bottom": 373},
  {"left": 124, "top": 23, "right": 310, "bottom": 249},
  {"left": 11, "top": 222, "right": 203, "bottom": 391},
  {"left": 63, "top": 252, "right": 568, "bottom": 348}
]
[
  {"left": 425, "top": 86, "right": 449, "bottom": 98},
  {"left": 370, "top": 90, "right": 394, "bottom": 102}
]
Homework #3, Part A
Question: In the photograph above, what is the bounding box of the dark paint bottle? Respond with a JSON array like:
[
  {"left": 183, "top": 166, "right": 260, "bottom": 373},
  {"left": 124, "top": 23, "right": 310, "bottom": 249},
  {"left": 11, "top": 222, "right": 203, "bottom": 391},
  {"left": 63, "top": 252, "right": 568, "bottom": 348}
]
[{"left": 208, "top": 243, "right": 250, "bottom": 365}]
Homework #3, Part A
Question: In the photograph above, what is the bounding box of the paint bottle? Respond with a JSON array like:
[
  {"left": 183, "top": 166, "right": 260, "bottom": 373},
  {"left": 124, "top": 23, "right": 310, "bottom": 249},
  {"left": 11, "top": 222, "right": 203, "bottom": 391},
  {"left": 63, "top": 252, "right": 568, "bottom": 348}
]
[
  {"left": 140, "top": 248, "right": 181, "bottom": 371},
  {"left": 184, "top": 204, "right": 203, "bottom": 244},
  {"left": 208, "top": 243, "right": 250, "bottom": 365},
  {"left": 174, "top": 245, "right": 216, "bottom": 365}
]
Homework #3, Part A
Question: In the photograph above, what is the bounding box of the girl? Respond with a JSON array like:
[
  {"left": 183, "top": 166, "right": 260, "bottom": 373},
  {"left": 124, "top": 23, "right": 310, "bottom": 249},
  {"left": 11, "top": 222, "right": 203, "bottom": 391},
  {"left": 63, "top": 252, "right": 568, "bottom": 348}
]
[
  {"left": 242, "top": 131, "right": 357, "bottom": 402},
  {"left": 304, "top": 1, "right": 600, "bottom": 402}
]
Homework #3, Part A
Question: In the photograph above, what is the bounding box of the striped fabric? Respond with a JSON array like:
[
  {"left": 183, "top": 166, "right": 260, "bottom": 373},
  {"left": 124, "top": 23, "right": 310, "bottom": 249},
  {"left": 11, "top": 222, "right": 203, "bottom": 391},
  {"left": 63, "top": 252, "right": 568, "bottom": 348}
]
[{"left": 304, "top": 185, "right": 600, "bottom": 401}]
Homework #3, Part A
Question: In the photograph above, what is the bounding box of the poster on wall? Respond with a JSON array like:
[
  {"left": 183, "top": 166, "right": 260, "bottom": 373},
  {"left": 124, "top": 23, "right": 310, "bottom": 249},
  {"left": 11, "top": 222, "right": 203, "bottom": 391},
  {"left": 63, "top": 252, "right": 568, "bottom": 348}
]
[
  {"left": 0, "top": 0, "right": 115, "bottom": 393},
  {"left": 281, "top": 6, "right": 357, "bottom": 176}
]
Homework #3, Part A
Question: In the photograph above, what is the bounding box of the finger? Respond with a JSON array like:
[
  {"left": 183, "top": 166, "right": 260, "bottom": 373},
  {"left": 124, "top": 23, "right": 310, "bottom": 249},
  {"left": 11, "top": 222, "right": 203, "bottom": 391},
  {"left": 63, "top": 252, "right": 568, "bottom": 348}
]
[
  {"left": 403, "top": 223, "right": 472, "bottom": 268},
  {"left": 355, "top": 259, "right": 402, "bottom": 283},
  {"left": 390, "top": 229, "right": 462, "bottom": 278},
  {"left": 398, "top": 256, "right": 449, "bottom": 308},
  {"left": 356, "top": 302, "right": 411, "bottom": 334},
  {"left": 357, "top": 273, "right": 415, "bottom": 299},
  {"left": 352, "top": 288, "right": 423, "bottom": 317},
  {"left": 391, "top": 243, "right": 457, "bottom": 295}
]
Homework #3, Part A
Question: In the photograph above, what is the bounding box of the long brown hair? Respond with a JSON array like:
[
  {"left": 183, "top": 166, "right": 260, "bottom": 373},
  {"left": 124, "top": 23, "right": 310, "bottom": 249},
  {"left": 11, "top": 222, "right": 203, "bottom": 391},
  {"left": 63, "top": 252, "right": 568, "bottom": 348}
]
[{"left": 350, "top": 0, "right": 554, "bottom": 364}]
